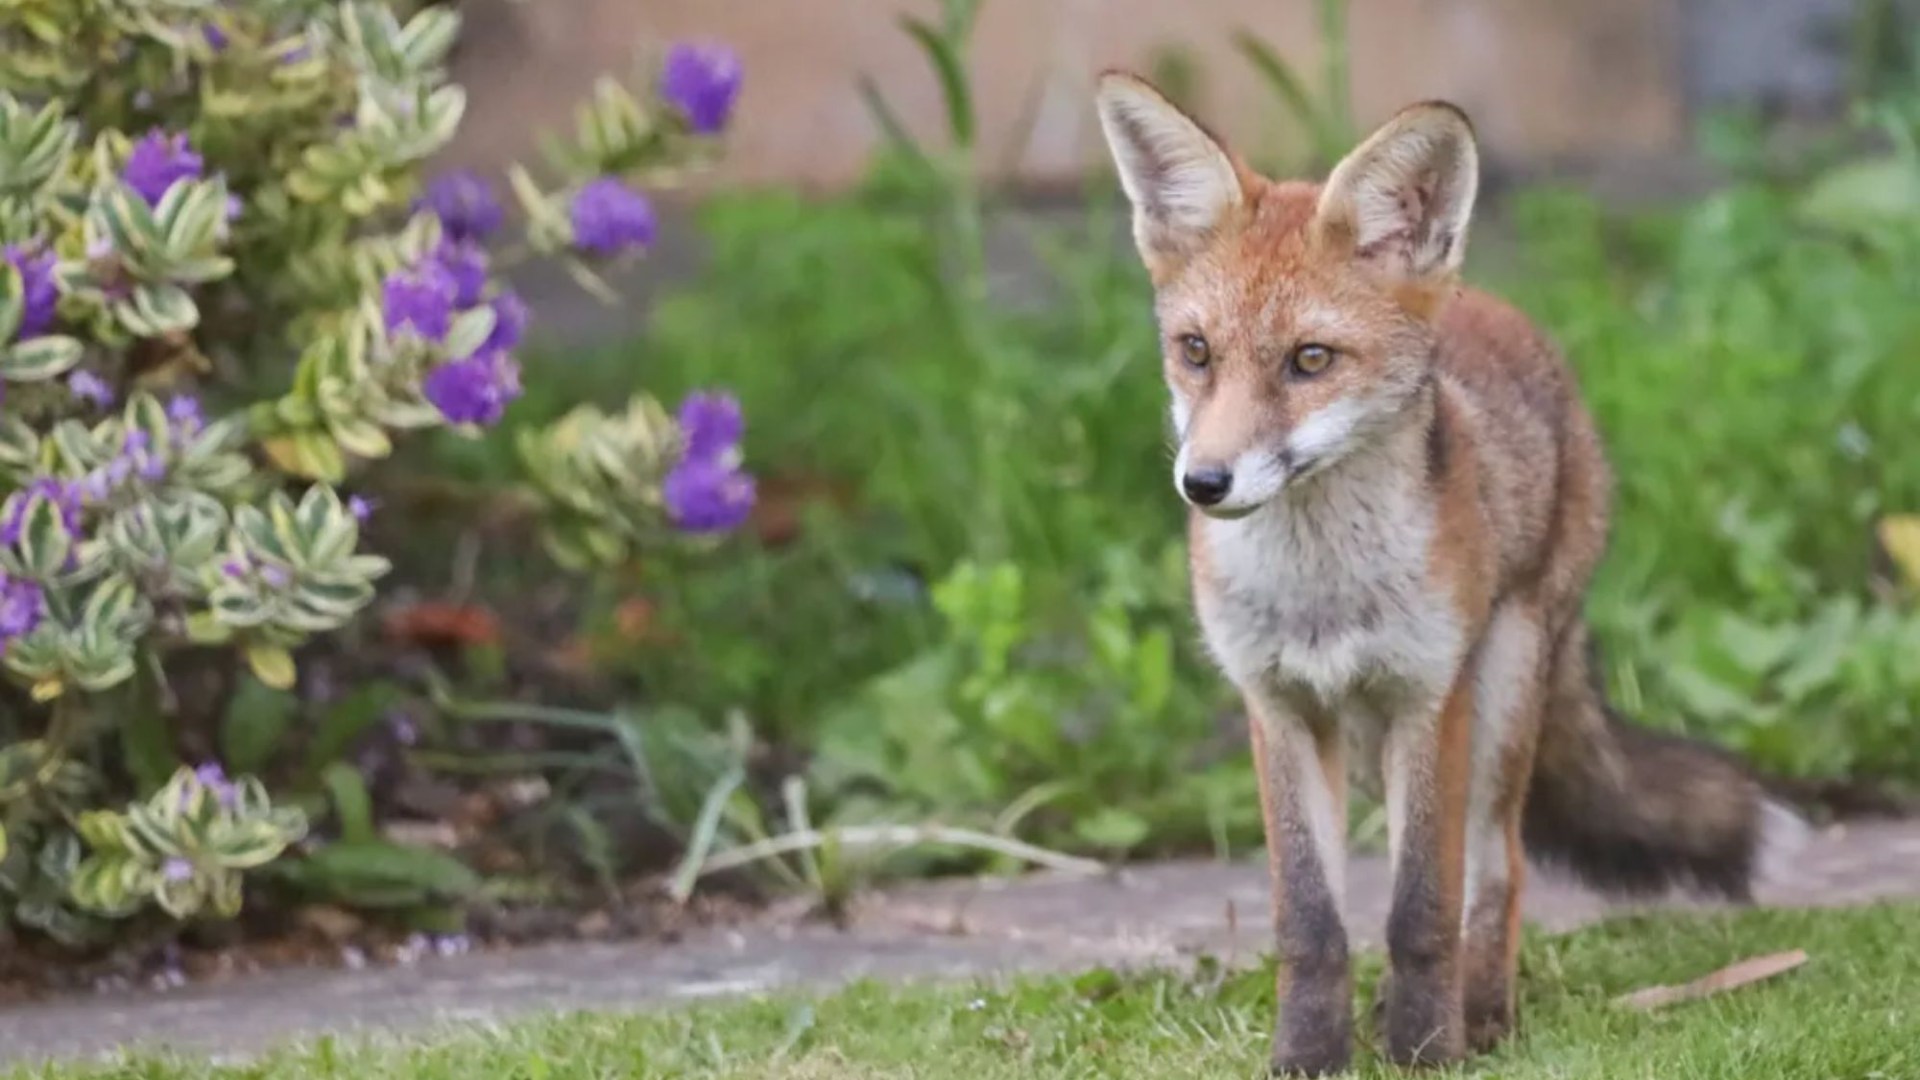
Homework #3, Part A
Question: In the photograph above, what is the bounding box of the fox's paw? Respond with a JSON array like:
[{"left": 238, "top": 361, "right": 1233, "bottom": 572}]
[
  {"left": 1269, "top": 1045, "right": 1351, "bottom": 1078},
  {"left": 1383, "top": 978, "right": 1466, "bottom": 1068},
  {"left": 1271, "top": 996, "right": 1352, "bottom": 1077},
  {"left": 1466, "top": 1013, "right": 1513, "bottom": 1055},
  {"left": 1464, "top": 990, "right": 1516, "bottom": 1054}
]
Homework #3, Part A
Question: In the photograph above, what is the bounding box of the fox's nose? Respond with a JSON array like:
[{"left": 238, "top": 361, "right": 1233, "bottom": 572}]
[{"left": 1181, "top": 467, "right": 1233, "bottom": 506}]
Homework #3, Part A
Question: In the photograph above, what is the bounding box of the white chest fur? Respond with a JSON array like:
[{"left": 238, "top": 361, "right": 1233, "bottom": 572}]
[{"left": 1193, "top": 451, "right": 1461, "bottom": 712}]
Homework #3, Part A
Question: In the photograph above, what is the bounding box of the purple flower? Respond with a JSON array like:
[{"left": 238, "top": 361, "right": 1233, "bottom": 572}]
[
  {"left": 123, "top": 130, "right": 203, "bottom": 205},
  {"left": 568, "top": 178, "right": 655, "bottom": 256},
  {"left": 5, "top": 244, "right": 59, "bottom": 340},
  {"left": 663, "top": 457, "right": 756, "bottom": 533},
  {"left": 385, "top": 710, "right": 418, "bottom": 746},
  {"left": 424, "top": 350, "right": 522, "bottom": 426},
  {"left": 416, "top": 171, "right": 503, "bottom": 241},
  {"left": 260, "top": 564, "right": 290, "bottom": 588},
  {"left": 162, "top": 856, "right": 194, "bottom": 883},
  {"left": 221, "top": 558, "right": 248, "bottom": 579},
  {"left": 676, "top": 392, "right": 744, "bottom": 463},
  {"left": 203, "top": 22, "right": 229, "bottom": 50},
  {"left": 68, "top": 371, "right": 113, "bottom": 408},
  {"left": 382, "top": 260, "right": 457, "bottom": 342},
  {"left": 433, "top": 240, "right": 488, "bottom": 308},
  {"left": 116, "top": 427, "right": 166, "bottom": 481},
  {"left": 166, "top": 394, "right": 203, "bottom": 439},
  {"left": 481, "top": 290, "right": 527, "bottom": 354},
  {"left": 81, "top": 430, "right": 151, "bottom": 498},
  {"left": 75, "top": 471, "right": 112, "bottom": 502},
  {"left": 661, "top": 42, "right": 743, "bottom": 135},
  {"left": 0, "top": 574, "right": 45, "bottom": 643},
  {"left": 348, "top": 495, "right": 376, "bottom": 521},
  {"left": 193, "top": 762, "right": 239, "bottom": 809}
]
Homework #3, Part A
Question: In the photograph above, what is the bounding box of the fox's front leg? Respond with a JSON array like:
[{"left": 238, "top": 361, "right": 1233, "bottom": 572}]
[
  {"left": 1248, "top": 692, "right": 1352, "bottom": 1077},
  {"left": 1380, "top": 671, "right": 1474, "bottom": 1067}
]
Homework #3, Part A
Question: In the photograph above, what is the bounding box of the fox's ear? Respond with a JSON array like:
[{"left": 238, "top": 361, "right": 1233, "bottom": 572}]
[
  {"left": 1314, "top": 102, "right": 1478, "bottom": 284},
  {"left": 1094, "top": 72, "right": 1245, "bottom": 276}
]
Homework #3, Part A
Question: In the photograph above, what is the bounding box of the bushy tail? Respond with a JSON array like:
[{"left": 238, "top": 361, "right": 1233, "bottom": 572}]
[{"left": 1522, "top": 625, "right": 1807, "bottom": 901}]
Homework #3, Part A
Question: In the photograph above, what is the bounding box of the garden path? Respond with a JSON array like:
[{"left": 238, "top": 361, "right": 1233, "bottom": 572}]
[{"left": 3, "top": 817, "right": 1918, "bottom": 1066}]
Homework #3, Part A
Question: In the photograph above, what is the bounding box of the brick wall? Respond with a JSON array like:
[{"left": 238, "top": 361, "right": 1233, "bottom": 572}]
[{"left": 439, "top": 0, "right": 1854, "bottom": 192}]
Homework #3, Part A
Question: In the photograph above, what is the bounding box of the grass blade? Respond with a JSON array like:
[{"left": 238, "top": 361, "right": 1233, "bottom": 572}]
[
  {"left": 900, "top": 16, "right": 975, "bottom": 149},
  {"left": 1231, "top": 29, "right": 1336, "bottom": 166},
  {"left": 667, "top": 762, "right": 746, "bottom": 904}
]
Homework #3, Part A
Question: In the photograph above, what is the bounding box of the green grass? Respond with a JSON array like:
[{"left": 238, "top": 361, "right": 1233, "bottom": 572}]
[{"left": 27, "top": 904, "right": 1920, "bottom": 1078}]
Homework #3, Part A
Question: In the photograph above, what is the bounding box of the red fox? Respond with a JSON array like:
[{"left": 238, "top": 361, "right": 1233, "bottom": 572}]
[{"left": 1093, "top": 73, "right": 1806, "bottom": 1074}]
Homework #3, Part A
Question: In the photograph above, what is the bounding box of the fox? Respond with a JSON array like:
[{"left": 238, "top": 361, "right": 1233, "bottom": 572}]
[{"left": 1091, "top": 73, "right": 1808, "bottom": 1074}]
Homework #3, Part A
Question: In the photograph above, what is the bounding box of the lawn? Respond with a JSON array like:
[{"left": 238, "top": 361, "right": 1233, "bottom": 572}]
[{"left": 19, "top": 903, "right": 1918, "bottom": 1079}]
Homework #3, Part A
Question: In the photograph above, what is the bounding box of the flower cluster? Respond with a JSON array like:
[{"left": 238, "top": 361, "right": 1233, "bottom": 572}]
[
  {"left": 381, "top": 180, "right": 528, "bottom": 426},
  {"left": 569, "top": 177, "right": 655, "bottom": 256},
  {"left": 0, "top": 1, "right": 756, "bottom": 940},
  {"left": 6, "top": 243, "right": 59, "bottom": 342},
  {"left": 554, "top": 42, "right": 742, "bottom": 260},
  {"left": 0, "top": 391, "right": 213, "bottom": 659},
  {"left": 123, "top": 130, "right": 203, "bottom": 205},
  {"left": 661, "top": 42, "right": 744, "bottom": 136},
  {"left": 665, "top": 392, "right": 755, "bottom": 533},
  {"left": 415, "top": 171, "right": 503, "bottom": 242},
  {"left": 0, "top": 571, "right": 44, "bottom": 647}
]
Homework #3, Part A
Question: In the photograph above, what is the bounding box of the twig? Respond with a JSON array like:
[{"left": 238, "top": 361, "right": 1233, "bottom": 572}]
[
  {"left": 684, "top": 824, "right": 1108, "bottom": 886},
  {"left": 1613, "top": 949, "right": 1810, "bottom": 1011}
]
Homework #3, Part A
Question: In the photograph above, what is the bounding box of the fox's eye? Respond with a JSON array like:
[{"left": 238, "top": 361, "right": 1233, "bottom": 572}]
[
  {"left": 1178, "top": 334, "right": 1211, "bottom": 369},
  {"left": 1290, "top": 344, "right": 1335, "bottom": 377}
]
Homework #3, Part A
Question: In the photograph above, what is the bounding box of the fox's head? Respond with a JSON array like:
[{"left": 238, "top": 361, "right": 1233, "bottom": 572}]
[{"left": 1094, "top": 73, "right": 1479, "bottom": 518}]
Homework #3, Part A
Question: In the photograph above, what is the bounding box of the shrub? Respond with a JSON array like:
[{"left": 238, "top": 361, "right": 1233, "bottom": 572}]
[{"left": 0, "top": 0, "right": 750, "bottom": 944}]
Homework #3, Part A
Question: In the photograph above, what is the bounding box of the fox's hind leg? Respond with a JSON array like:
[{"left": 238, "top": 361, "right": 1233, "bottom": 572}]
[
  {"left": 1381, "top": 668, "right": 1474, "bottom": 1067},
  {"left": 1461, "top": 601, "right": 1549, "bottom": 1052}
]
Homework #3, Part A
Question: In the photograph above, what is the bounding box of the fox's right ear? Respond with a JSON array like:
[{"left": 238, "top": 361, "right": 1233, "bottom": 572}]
[{"left": 1094, "top": 73, "right": 1245, "bottom": 278}]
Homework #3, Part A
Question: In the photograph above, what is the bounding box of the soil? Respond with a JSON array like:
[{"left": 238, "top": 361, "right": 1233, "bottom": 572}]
[{"left": 0, "top": 882, "right": 761, "bottom": 1007}]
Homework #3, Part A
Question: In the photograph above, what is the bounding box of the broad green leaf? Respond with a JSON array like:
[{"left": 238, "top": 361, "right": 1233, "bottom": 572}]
[
  {"left": 282, "top": 839, "right": 479, "bottom": 908},
  {"left": 222, "top": 675, "right": 299, "bottom": 775},
  {"left": 75, "top": 810, "right": 135, "bottom": 854},
  {"left": 0, "top": 334, "right": 81, "bottom": 381},
  {"left": 443, "top": 305, "right": 496, "bottom": 360},
  {"left": 322, "top": 762, "right": 375, "bottom": 844},
  {"left": 18, "top": 492, "right": 73, "bottom": 577},
  {"left": 245, "top": 643, "right": 296, "bottom": 690},
  {"left": 328, "top": 414, "right": 392, "bottom": 459},
  {"left": 119, "top": 671, "right": 178, "bottom": 795}
]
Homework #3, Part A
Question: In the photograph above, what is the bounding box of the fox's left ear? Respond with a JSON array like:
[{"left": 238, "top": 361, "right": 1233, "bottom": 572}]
[{"left": 1313, "top": 102, "right": 1478, "bottom": 284}]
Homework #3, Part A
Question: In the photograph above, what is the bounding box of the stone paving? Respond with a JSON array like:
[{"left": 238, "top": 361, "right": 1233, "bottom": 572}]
[{"left": 2, "top": 818, "right": 1917, "bottom": 1067}]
